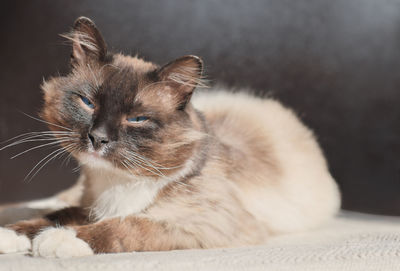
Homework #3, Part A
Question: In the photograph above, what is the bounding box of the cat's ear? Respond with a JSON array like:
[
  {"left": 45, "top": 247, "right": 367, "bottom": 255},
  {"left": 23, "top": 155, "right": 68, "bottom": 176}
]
[
  {"left": 64, "top": 17, "right": 107, "bottom": 65},
  {"left": 157, "top": 55, "right": 204, "bottom": 109}
]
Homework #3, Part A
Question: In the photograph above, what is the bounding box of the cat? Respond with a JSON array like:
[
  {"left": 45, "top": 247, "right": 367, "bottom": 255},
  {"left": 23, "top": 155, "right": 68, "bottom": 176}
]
[{"left": 0, "top": 17, "right": 340, "bottom": 258}]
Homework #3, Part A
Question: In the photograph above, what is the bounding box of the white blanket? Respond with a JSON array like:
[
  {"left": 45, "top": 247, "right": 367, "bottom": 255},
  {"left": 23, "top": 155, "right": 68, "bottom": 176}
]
[{"left": 1, "top": 211, "right": 400, "bottom": 271}]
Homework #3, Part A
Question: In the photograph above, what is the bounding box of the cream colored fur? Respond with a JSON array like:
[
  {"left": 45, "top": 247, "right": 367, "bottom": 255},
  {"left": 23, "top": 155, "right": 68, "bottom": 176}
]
[
  {"left": 0, "top": 227, "right": 31, "bottom": 253},
  {"left": 75, "top": 89, "right": 339, "bottom": 238},
  {"left": 192, "top": 89, "right": 340, "bottom": 233},
  {"left": 32, "top": 227, "right": 93, "bottom": 258},
  {"left": 0, "top": 89, "right": 340, "bottom": 256},
  {"left": 78, "top": 153, "right": 198, "bottom": 221}
]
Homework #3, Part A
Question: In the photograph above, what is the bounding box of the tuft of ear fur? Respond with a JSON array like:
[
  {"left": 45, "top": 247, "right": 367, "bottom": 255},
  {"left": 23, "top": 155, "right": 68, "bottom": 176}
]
[
  {"left": 61, "top": 17, "right": 107, "bottom": 65},
  {"left": 157, "top": 55, "right": 207, "bottom": 109}
]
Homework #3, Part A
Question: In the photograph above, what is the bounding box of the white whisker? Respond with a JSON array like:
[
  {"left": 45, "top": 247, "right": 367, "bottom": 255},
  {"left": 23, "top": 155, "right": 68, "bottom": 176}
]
[
  {"left": 1, "top": 131, "right": 76, "bottom": 145},
  {"left": 19, "top": 112, "right": 72, "bottom": 131},
  {"left": 24, "top": 144, "right": 73, "bottom": 182},
  {"left": 1, "top": 136, "right": 75, "bottom": 151},
  {"left": 122, "top": 154, "right": 165, "bottom": 178},
  {"left": 10, "top": 139, "right": 74, "bottom": 159},
  {"left": 59, "top": 144, "right": 78, "bottom": 167},
  {"left": 125, "top": 150, "right": 182, "bottom": 170}
]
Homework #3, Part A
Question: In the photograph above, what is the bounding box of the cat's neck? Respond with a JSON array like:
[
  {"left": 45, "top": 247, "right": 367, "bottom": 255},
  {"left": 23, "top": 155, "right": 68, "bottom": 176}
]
[
  {"left": 78, "top": 153, "right": 202, "bottom": 220},
  {"left": 77, "top": 107, "right": 211, "bottom": 220}
]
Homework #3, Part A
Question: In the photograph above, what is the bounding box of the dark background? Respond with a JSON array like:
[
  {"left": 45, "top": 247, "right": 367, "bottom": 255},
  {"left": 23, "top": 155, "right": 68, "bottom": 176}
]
[{"left": 1, "top": 0, "right": 399, "bottom": 215}]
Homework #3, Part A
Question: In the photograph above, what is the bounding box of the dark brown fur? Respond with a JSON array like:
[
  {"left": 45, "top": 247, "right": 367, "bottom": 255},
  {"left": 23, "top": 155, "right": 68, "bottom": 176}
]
[{"left": 8, "top": 207, "right": 87, "bottom": 239}]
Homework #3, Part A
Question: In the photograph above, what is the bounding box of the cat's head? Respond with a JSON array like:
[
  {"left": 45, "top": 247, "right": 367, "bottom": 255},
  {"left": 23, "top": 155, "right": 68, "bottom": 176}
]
[{"left": 41, "top": 17, "right": 207, "bottom": 178}]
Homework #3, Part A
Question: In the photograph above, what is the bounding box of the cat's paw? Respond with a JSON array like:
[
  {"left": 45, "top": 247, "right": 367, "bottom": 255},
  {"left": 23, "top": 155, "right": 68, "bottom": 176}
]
[
  {"left": 0, "top": 227, "right": 31, "bottom": 254},
  {"left": 32, "top": 227, "right": 93, "bottom": 258}
]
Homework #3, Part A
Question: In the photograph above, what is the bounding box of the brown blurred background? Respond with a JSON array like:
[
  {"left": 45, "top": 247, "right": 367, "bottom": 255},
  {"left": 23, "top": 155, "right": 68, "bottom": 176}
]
[{"left": 0, "top": 0, "right": 399, "bottom": 215}]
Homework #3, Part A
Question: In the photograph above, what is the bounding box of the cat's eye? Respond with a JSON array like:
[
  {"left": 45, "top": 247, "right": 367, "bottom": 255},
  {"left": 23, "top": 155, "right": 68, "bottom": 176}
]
[
  {"left": 80, "top": 96, "right": 95, "bottom": 109},
  {"left": 126, "top": 116, "right": 149, "bottom": 123}
]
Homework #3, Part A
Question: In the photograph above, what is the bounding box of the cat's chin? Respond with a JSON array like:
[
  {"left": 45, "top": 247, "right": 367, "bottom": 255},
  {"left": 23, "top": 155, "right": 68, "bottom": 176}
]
[
  {"left": 77, "top": 152, "right": 148, "bottom": 179},
  {"left": 77, "top": 152, "right": 115, "bottom": 170}
]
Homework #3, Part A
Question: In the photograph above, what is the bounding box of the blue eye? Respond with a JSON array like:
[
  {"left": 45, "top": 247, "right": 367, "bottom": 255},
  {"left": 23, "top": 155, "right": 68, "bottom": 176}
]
[
  {"left": 80, "top": 96, "right": 95, "bottom": 109},
  {"left": 127, "top": 116, "right": 148, "bottom": 123}
]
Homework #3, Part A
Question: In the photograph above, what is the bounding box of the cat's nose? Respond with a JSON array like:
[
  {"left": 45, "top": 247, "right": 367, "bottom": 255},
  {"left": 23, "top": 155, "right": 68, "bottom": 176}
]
[{"left": 88, "top": 127, "right": 109, "bottom": 150}]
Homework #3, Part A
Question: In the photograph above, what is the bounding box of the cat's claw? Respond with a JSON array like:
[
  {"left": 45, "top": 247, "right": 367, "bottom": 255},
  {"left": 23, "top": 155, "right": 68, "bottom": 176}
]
[
  {"left": 32, "top": 227, "right": 93, "bottom": 258},
  {"left": 0, "top": 227, "right": 31, "bottom": 254}
]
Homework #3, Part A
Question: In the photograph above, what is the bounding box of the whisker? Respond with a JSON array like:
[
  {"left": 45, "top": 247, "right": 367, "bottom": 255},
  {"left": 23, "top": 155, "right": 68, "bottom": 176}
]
[
  {"left": 10, "top": 133, "right": 74, "bottom": 142},
  {"left": 124, "top": 152, "right": 163, "bottom": 173},
  {"left": 24, "top": 144, "right": 73, "bottom": 182},
  {"left": 122, "top": 152, "right": 193, "bottom": 193},
  {"left": 1, "top": 131, "right": 76, "bottom": 145},
  {"left": 174, "top": 180, "right": 192, "bottom": 188},
  {"left": 1, "top": 136, "right": 74, "bottom": 151},
  {"left": 10, "top": 139, "right": 73, "bottom": 159},
  {"left": 121, "top": 160, "right": 134, "bottom": 175},
  {"left": 25, "top": 149, "right": 71, "bottom": 183},
  {"left": 125, "top": 153, "right": 170, "bottom": 177},
  {"left": 125, "top": 150, "right": 182, "bottom": 170},
  {"left": 72, "top": 164, "right": 82, "bottom": 173},
  {"left": 59, "top": 144, "right": 78, "bottom": 167},
  {"left": 19, "top": 111, "right": 72, "bottom": 131},
  {"left": 122, "top": 154, "right": 165, "bottom": 178}
]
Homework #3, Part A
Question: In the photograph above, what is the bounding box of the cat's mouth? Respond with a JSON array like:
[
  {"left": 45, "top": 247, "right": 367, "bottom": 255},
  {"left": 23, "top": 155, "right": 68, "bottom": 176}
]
[
  {"left": 75, "top": 143, "right": 115, "bottom": 168},
  {"left": 83, "top": 140, "right": 109, "bottom": 159},
  {"left": 78, "top": 151, "right": 113, "bottom": 169},
  {"left": 86, "top": 150, "right": 103, "bottom": 158}
]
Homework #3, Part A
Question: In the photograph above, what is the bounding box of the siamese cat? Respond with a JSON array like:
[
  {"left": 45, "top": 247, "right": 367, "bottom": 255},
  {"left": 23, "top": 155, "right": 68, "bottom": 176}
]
[{"left": 0, "top": 17, "right": 340, "bottom": 258}]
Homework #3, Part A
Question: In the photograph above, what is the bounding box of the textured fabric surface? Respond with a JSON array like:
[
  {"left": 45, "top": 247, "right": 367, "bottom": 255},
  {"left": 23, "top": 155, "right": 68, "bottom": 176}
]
[{"left": 1, "top": 211, "right": 400, "bottom": 270}]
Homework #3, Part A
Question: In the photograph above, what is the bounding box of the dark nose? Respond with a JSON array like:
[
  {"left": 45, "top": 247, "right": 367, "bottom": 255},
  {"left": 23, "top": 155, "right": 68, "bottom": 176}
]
[{"left": 88, "top": 127, "right": 109, "bottom": 150}]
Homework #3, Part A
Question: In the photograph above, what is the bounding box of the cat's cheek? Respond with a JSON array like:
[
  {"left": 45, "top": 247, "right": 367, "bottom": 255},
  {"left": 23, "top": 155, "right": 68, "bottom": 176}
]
[
  {"left": 32, "top": 227, "right": 93, "bottom": 258},
  {"left": 0, "top": 227, "right": 31, "bottom": 254}
]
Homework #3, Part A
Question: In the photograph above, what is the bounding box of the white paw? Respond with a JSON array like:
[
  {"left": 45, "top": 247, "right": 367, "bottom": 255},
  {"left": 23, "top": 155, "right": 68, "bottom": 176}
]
[
  {"left": 32, "top": 227, "right": 93, "bottom": 258},
  {"left": 0, "top": 227, "right": 31, "bottom": 254}
]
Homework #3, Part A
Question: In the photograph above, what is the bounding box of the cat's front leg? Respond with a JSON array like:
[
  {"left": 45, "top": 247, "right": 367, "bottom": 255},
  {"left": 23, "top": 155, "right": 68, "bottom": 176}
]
[
  {"left": 7, "top": 206, "right": 88, "bottom": 237},
  {"left": 0, "top": 218, "right": 52, "bottom": 254},
  {"left": 32, "top": 227, "right": 94, "bottom": 258},
  {"left": 0, "top": 207, "right": 88, "bottom": 255},
  {"left": 0, "top": 227, "right": 31, "bottom": 254},
  {"left": 32, "top": 216, "right": 200, "bottom": 258}
]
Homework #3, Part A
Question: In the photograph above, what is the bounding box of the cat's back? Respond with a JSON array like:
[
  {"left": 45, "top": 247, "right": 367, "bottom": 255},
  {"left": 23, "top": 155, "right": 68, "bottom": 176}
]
[
  {"left": 192, "top": 89, "right": 340, "bottom": 234},
  {"left": 192, "top": 89, "right": 317, "bottom": 155}
]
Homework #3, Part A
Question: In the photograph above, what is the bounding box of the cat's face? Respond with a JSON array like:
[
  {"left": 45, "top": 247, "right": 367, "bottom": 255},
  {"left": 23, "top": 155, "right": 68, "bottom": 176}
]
[{"left": 40, "top": 17, "right": 205, "bottom": 178}]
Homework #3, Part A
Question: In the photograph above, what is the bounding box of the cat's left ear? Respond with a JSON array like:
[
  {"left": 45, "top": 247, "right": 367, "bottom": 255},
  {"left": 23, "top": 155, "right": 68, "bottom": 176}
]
[
  {"left": 66, "top": 17, "right": 107, "bottom": 65},
  {"left": 157, "top": 55, "right": 204, "bottom": 109}
]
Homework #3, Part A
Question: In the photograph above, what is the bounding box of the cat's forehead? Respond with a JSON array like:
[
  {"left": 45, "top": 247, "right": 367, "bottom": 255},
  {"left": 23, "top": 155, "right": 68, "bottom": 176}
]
[
  {"left": 64, "top": 53, "right": 186, "bottom": 114},
  {"left": 112, "top": 54, "right": 156, "bottom": 72},
  {"left": 75, "top": 54, "right": 158, "bottom": 99},
  {"left": 103, "top": 54, "right": 157, "bottom": 89}
]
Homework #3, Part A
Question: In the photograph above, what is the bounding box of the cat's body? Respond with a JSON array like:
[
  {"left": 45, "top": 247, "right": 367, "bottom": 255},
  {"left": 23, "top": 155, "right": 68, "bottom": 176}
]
[
  {"left": 80, "top": 89, "right": 339, "bottom": 234},
  {"left": 0, "top": 17, "right": 340, "bottom": 257}
]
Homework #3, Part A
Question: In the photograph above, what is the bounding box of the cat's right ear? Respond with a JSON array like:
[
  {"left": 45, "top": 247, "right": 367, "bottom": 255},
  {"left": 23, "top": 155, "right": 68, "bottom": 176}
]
[{"left": 63, "top": 17, "right": 107, "bottom": 65}]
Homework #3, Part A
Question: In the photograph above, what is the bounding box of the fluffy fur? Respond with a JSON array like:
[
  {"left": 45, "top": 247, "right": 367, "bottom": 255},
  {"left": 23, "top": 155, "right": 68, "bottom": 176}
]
[
  {"left": 32, "top": 227, "right": 93, "bottom": 258},
  {"left": 1, "top": 17, "right": 340, "bottom": 257},
  {"left": 0, "top": 228, "right": 31, "bottom": 253}
]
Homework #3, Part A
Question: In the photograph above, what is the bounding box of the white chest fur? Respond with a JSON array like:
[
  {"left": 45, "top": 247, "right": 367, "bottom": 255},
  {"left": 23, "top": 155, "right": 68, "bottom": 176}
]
[
  {"left": 79, "top": 153, "right": 196, "bottom": 221},
  {"left": 79, "top": 156, "right": 169, "bottom": 221},
  {"left": 90, "top": 178, "right": 168, "bottom": 220}
]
